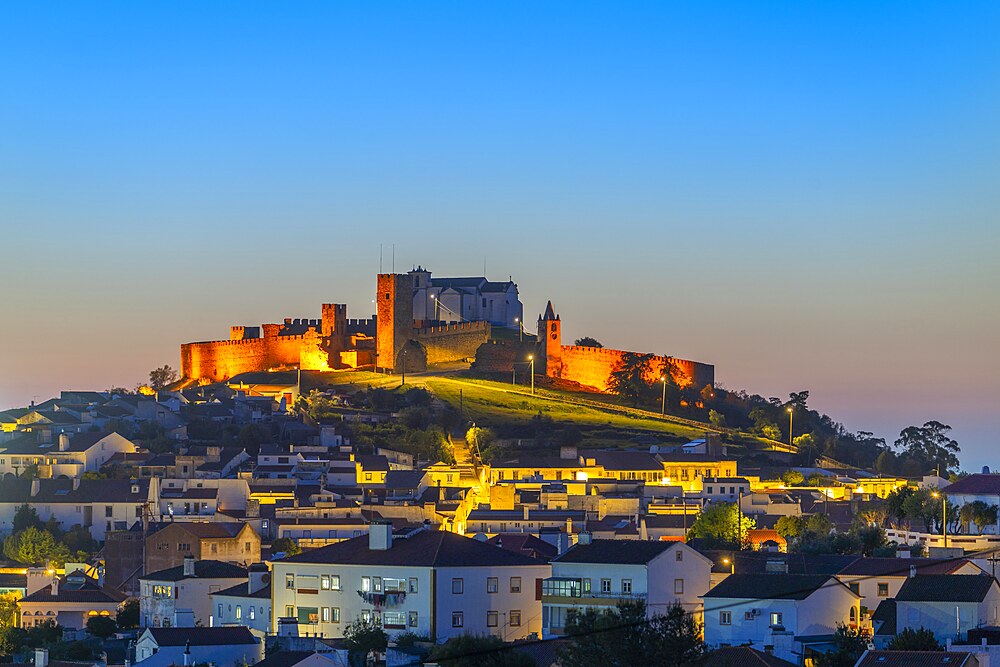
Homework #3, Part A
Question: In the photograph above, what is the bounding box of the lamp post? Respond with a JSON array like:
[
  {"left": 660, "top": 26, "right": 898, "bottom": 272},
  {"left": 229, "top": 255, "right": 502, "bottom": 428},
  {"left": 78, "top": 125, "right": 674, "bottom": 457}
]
[
  {"left": 722, "top": 556, "right": 734, "bottom": 574},
  {"left": 400, "top": 347, "right": 407, "bottom": 386},
  {"left": 528, "top": 355, "right": 535, "bottom": 395},
  {"left": 786, "top": 406, "right": 793, "bottom": 448},
  {"left": 933, "top": 491, "right": 948, "bottom": 548},
  {"left": 514, "top": 317, "right": 522, "bottom": 342},
  {"left": 660, "top": 376, "right": 667, "bottom": 415}
]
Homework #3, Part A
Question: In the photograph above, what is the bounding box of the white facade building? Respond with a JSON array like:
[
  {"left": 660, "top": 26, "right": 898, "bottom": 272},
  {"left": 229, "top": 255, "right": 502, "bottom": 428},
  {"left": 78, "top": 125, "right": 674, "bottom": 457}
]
[
  {"left": 541, "top": 538, "right": 712, "bottom": 638},
  {"left": 409, "top": 268, "right": 522, "bottom": 328},
  {"left": 270, "top": 524, "right": 550, "bottom": 643}
]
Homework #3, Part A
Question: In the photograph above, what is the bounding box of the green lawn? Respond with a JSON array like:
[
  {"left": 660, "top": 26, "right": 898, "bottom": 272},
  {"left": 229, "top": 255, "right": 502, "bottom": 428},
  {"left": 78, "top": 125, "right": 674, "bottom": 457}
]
[{"left": 423, "top": 377, "right": 707, "bottom": 442}]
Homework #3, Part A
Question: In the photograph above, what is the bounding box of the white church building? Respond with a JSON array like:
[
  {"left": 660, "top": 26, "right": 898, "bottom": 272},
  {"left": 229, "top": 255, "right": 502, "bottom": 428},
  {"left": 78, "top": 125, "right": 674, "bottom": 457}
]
[{"left": 409, "top": 267, "right": 523, "bottom": 329}]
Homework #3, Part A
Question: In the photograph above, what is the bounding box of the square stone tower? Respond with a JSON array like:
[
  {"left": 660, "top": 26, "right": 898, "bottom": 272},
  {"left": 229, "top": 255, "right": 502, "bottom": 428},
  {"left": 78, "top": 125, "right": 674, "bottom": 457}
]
[
  {"left": 376, "top": 273, "right": 414, "bottom": 372},
  {"left": 537, "top": 300, "right": 562, "bottom": 378}
]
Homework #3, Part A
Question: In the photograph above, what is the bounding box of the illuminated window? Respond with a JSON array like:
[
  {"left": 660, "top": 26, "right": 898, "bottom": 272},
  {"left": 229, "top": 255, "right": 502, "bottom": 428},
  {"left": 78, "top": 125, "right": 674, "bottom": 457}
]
[
  {"left": 487, "top": 577, "right": 498, "bottom": 593},
  {"left": 487, "top": 611, "right": 498, "bottom": 627},
  {"left": 510, "top": 610, "right": 521, "bottom": 627},
  {"left": 510, "top": 577, "right": 521, "bottom": 593}
]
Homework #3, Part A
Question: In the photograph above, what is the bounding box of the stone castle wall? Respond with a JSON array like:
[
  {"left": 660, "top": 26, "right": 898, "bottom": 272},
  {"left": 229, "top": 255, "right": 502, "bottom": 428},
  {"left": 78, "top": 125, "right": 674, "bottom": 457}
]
[
  {"left": 558, "top": 345, "right": 714, "bottom": 391},
  {"left": 416, "top": 321, "right": 491, "bottom": 365},
  {"left": 181, "top": 335, "right": 310, "bottom": 383}
]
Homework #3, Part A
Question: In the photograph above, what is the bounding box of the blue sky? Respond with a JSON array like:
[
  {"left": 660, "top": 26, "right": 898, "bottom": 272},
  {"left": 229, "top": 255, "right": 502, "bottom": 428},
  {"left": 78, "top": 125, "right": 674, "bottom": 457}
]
[{"left": 1, "top": 2, "right": 997, "bottom": 466}]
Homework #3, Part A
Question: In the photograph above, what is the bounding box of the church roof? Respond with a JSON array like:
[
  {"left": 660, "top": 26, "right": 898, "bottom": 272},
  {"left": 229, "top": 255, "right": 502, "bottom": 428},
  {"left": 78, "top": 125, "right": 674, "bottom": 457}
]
[{"left": 542, "top": 301, "right": 557, "bottom": 320}]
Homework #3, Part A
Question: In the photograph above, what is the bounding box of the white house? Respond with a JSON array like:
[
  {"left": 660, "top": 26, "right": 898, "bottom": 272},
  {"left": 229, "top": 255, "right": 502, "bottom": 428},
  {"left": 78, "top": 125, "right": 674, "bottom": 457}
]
[
  {"left": 270, "top": 523, "right": 550, "bottom": 643},
  {"left": 834, "top": 558, "right": 981, "bottom": 620},
  {"left": 937, "top": 475, "right": 1000, "bottom": 534},
  {"left": 139, "top": 556, "right": 248, "bottom": 628},
  {"left": 210, "top": 563, "right": 272, "bottom": 633},
  {"left": 0, "top": 477, "right": 152, "bottom": 540},
  {"left": 0, "top": 431, "right": 138, "bottom": 478},
  {"left": 894, "top": 574, "right": 1000, "bottom": 643},
  {"left": 702, "top": 573, "right": 861, "bottom": 665},
  {"left": 540, "top": 537, "right": 712, "bottom": 638},
  {"left": 134, "top": 626, "right": 262, "bottom": 667}
]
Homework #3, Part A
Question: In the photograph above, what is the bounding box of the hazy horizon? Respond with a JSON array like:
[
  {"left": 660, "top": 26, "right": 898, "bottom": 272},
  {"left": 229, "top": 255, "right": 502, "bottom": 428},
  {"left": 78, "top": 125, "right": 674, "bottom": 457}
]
[{"left": 1, "top": 3, "right": 997, "bottom": 469}]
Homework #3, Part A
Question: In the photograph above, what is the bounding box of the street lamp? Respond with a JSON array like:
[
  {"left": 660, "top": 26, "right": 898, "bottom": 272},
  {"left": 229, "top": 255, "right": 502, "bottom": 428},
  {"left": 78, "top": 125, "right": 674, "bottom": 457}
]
[
  {"left": 722, "top": 556, "right": 734, "bottom": 574},
  {"left": 932, "top": 491, "right": 948, "bottom": 548},
  {"left": 786, "top": 406, "right": 793, "bottom": 448},
  {"left": 660, "top": 376, "right": 667, "bottom": 415},
  {"left": 514, "top": 317, "right": 522, "bottom": 342},
  {"left": 528, "top": 355, "right": 535, "bottom": 395}
]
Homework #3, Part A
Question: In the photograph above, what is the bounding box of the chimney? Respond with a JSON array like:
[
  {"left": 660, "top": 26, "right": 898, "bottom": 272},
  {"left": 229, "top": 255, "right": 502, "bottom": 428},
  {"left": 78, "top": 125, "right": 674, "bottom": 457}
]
[
  {"left": 248, "top": 563, "right": 269, "bottom": 595},
  {"left": 246, "top": 499, "right": 260, "bottom": 519},
  {"left": 183, "top": 555, "right": 196, "bottom": 577},
  {"left": 523, "top": 505, "right": 530, "bottom": 521},
  {"left": 59, "top": 433, "right": 70, "bottom": 452},
  {"left": 50, "top": 578, "right": 59, "bottom": 597},
  {"left": 565, "top": 517, "right": 573, "bottom": 535},
  {"left": 278, "top": 617, "right": 300, "bottom": 637},
  {"left": 31, "top": 479, "right": 40, "bottom": 497},
  {"left": 72, "top": 477, "right": 81, "bottom": 491},
  {"left": 182, "top": 641, "right": 191, "bottom": 667},
  {"left": 910, "top": 564, "right": 917, "bottom": 578},
  {"left": 369, "top": 520, "right": 393, "bottom": 551},
  {"left": 578, "top": 531, "right": 592, "bottom": 545},
  {"left": 35, "top": 648, "right": 49, "bottom": 667}
]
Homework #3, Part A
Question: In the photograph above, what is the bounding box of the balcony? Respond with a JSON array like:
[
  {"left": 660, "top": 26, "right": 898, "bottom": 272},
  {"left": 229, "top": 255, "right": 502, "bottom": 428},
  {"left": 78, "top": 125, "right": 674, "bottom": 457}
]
[{"left": 541, "top": 578, "right": 646, "bottom": 606}]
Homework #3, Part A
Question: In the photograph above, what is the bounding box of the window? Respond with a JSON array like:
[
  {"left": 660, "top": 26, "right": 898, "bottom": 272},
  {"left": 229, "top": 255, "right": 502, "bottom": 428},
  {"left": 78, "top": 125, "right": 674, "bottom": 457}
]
[
  {"left": 510, "top": 577, "right": 521, "bottom": 593},
  {"left": 373, "top": 576, "right": 382, "bottom": 592},
  {"left": 849, "top": 607, "right": 857, "bottom": 623},
  {"left": 674, "top": 579, "right": 684, "bottom": 595},
  {"left": 286, "top": 574, "right": 295, "bottom": 589},
  {"left": 745, "top": 611, "right": 755, "bottom": 621},
  {"left": 321, "top": 607, "right": 330, "bottom": 622},
  {"left": 770, "top": 612, "right": 783, "bottom": 627},
  {"left": 297, "top": 607, "right": 319, "bottom": 624},
  {"left": 321, "top": 575, "right": 331, "bottom": 590},
  {"left": 218, "top": 603, "right": 223, "bottom": 618},
  {"left": 452, "top": 612, "right": 464, "bottom": 628},
  {"left": 676, "top": 550, "right": 683, "bottom": 562},
  {"left": 487, "top": 577, "right": 498, "bottom": 593},
  {"left": 877, "top": 583, "right": 889, "bottom": 597},
  {"left": 105, "top": 505, "right": 113, "bottom": 517},
  {"left": 365, "top": 473, "right": 372, "bottom": 481},
  {"left": 408, "top": 611, "right": 418, "bottom": 627},
  {"left": 720, "top": 611, "right": 732, "bottom": 625},
  {"left": 622, "top": 579, "right": 632, "bottom": 594},
  {"left": 582, "top": 579, "right": 592, "bottom": 594},
  {"left": 331, "top": 607, "right": 340, "bottom": 623},
  {"left": 383, "top": 611, "right": 406, "bottom": 628},
  {"left": 152, "top": 585, "right": 172, "bottom": 598},
  {"left": 601, "top": 579, "right": 611, "bottom": 594},
  {"left": 452, "top": 578, "right": 464, "bottom": 594},
  {"left": 235, "top": 606, "right": 242, "bottom": 620},
  {"left": 849, "top": 583, "right": 860, "bottom": 596},
  {"left": 384, "top": 578, "right": 406, "bottom": 593},
  {"left": 409, "top": 578, "right": 418, "bottom": 593},
  {"left": 330, "top": 575, "right": 341, "bottom": 591},
  {"left": 487, "top": 611, "right": 498, "bottom": 627},
  {"left": 211, "top": 543, "right": 218, "bottom": 554},
  {"left": 707, "top": 486, "right": 714, "bottom": 494},
  {"left": 249, "top": 607, "right": 255, "bottom": 621},
  {"left": 285, "top": 605, "right": 294, "bottom": 618},
  {"left": 362, "top": 576, "right": 371, "bottom": 592},
  {"left": 510, "top": 610, "right": 521, "bottom": 627}
]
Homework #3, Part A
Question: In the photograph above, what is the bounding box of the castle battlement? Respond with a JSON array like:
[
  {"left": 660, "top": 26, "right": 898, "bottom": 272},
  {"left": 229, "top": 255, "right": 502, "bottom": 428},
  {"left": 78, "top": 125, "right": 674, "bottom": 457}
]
[{"left": 415, "top": 321, "right": 490, "bottom": 335}]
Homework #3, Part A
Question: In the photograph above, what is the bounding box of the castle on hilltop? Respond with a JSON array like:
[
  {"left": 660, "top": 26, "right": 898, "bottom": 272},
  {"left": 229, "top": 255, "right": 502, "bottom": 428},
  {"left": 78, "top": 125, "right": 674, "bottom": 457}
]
[{"left": 180, "top": 269, "right": 514, "bottom": 383}]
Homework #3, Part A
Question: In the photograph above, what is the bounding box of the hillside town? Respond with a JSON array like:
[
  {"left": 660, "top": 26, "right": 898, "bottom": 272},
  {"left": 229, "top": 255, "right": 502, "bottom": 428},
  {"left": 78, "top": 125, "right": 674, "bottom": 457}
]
[{"left": 0, "top": 273, "right": 990, "bottom": 667}]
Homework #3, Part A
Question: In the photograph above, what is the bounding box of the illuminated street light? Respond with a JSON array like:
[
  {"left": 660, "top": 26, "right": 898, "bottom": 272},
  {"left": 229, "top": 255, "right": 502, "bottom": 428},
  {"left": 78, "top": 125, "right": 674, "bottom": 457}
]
[
  {"left": 786, "top": 406, "right": 794, "bottom": 448},
  {"left": 660, "top": 376, "right": 667, "bottom": 415},
  {"left": 528, "top": 355, "right": 535, "bottom": 395},
  {"left": 932, "top": 491, "right": 948, "bottom": 548}
]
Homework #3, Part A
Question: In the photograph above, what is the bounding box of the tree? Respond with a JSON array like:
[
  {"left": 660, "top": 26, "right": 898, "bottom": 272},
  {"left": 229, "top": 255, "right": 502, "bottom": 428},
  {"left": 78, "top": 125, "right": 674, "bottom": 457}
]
[
  {"left": 781, "top": 470, "right": 805, "bottom": 486},
  {"left": 708, "top": 410, "right": 727, "bottom": 427},
  {"left": 887, "top": 627, "right": 942, "bottom": 651},
  {"left": 271, "top": 537, "right": 302, "bottom": 557},
  {"left": 815, "top": 624, "right": 868, "bottom": 667},
  {"left": 0, "top": 594, "right": 17, "bottom": 628},
  {"left": 607, "top": 352, "right": 654, "bottom": 407},
  {"left": 427, "top": 635, "right": 535, "bottom": 667},
  {"left": 574, "top": 337, "right": 603, "bottom": 348},
  {"left": 12, "top": 504, "right": 42, "bottom": 533},
  {"left": 3, "top": 527, "right": 70, "bottom": 566},
  {"left": 148, "top": 365, "right": 178, "bottom": 391},
  {"left": 851, "top": 525, "right": 887, "bottom": 556},
  {"left": 86, "top": 615, "right": 117, "bottom": 639},
  {"left": 775, "top": 515, "right": 804, "bottom": 539},
  {"left": 343, "top": 617, "right": 387, "bottom": 667},
  {"left": 0, "top": 626, "right": 26, "bottom": 657},
  {"left": 557, "top": 600, "right": 703, "bottom": 667},
  {"left": 894, "top": 421, "right": 961, "bottom": 476},
  {"left": 687, "top": 502, "right": 755, "bottom": 548},
  {"left": 117, "top": 599, "right": 140, "bottom": 630}
]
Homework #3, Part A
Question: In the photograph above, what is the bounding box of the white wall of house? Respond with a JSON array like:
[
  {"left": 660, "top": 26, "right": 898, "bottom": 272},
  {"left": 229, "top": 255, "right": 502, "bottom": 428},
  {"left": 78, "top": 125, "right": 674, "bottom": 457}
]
[
  {"left": 140, "top": 576, "right": 247, "bottom": 628},
  {"left": 211, "top": 593, "right": 272, "bottom": 634},
  {"left": 270, "top": 559, "right": 547, "bottom": 643},
  {"left": 896, "top": 586, "right": 1000, "bottom": 642}
]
